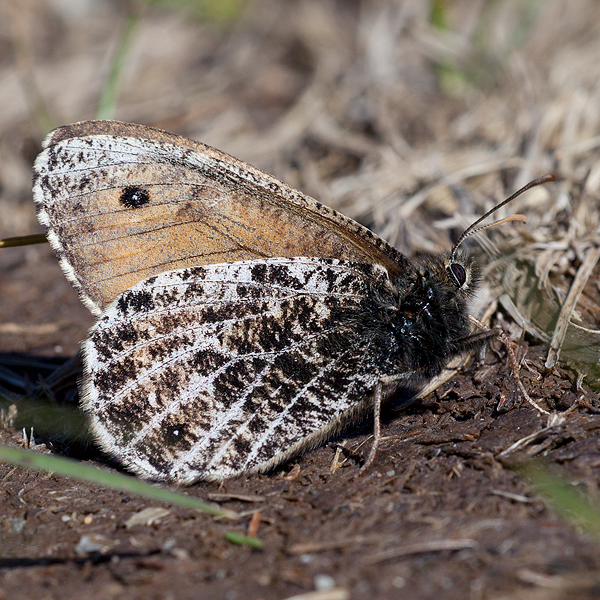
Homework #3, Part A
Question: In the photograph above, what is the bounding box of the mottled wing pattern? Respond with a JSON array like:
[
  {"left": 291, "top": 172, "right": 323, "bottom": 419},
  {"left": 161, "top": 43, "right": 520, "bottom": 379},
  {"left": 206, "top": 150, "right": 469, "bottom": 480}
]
[
  {"left": 81, "top": 257, "right": 399, "bottom": 483},
  {"left": 33, "top": 120, "right": 408, "bottom": 315}
]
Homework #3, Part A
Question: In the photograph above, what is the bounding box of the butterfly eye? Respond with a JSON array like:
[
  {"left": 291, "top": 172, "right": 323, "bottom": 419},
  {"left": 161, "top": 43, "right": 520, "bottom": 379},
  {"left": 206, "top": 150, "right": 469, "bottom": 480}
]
[{"left": 449, "top": 263, "right": 467, "bottom": 287}]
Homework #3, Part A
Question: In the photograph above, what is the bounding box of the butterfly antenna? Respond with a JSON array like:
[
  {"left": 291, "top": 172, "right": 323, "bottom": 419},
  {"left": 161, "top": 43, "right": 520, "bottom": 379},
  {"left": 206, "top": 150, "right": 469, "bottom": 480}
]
[{"left": 450, "top": 174, "right": 555, "bottom": 260}]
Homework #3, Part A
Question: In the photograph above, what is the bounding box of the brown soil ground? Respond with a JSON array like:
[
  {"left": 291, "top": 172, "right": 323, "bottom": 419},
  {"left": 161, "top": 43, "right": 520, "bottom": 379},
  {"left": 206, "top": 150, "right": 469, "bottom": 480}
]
[{"left": 2, "top": 2, "right": 600, "bottom": 599}]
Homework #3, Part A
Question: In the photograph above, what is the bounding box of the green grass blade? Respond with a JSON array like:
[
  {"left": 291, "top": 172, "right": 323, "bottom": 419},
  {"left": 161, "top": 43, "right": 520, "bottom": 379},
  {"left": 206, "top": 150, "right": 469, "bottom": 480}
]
[
  {"left": 0, "top": 445, "right": 238, "bottom": 520},
  {"left": 96, "top": 8, "right": 141, "bottom": 120},
  {"left": 223, "top": 531, "right": 263, "bottom": 548},
  {"left": 0, "top": 234, "right": 48, "bottom": 248}
]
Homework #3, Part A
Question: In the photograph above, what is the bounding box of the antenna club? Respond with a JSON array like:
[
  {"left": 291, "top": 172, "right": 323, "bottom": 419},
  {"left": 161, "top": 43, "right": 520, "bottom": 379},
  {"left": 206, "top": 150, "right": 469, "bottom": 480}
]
[{"left": 450, "top": 174, "right": 555, "bottom": 259}]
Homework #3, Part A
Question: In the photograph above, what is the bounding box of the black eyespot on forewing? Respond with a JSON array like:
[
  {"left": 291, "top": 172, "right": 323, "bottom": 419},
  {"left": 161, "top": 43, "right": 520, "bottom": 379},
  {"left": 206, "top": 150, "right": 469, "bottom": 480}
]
[
  {"left": 120, "top": 186, "right": 150, "bottom": 208},
  {"left": 449, "top": 262, "right": 467, "bottom": 287}
]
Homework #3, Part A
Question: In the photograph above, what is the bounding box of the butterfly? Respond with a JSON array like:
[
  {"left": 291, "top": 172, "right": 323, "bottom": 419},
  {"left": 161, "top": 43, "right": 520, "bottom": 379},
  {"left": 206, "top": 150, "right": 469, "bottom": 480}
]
[{"left": 33, "top": 120, "right": 551, "bottom": 483}]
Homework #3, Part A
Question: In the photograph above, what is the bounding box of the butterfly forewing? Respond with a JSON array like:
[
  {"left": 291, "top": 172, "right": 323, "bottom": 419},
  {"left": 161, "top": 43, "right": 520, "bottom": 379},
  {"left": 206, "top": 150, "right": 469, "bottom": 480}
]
[
  {"left": 34, "top": 120, "right": 409, "bottom": 315},
  {"left": 81, "top": 257, "right": 402, "bottom": 483}
]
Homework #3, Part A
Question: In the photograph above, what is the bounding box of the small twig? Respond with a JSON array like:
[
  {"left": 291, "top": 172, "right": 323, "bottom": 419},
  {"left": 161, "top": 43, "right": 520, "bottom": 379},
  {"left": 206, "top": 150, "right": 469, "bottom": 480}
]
[
  {"left": 497, "top": 427, "right": 551, "bottom": 458},
  {"left": 349, "top": 436, "right": 373, "bottom": 459},
  {"left": 329, "top": 442, "right": 346, "bottom": 473},
  {"left": 247, "top": 510, "right": 261, "bottom": 538},
  {"left": 287, "top": 535, "right": 398, "bottom": 555},
  {"left": 516, "top": 380, "right": 550, "bottom": 415},
  {"left": 490, "top": 489, "right": 535, "bottom": 503},
  {"left": 283, "top": 464, "right": 302, "bottom": 480},
  {"left": 496, "top": 411, "right": 571, "bottom": 458},
  {"left": 207, "top": 492, "right": 265, "bottom": 503},
  {"left": 282, "top": 588, "right": 349, "bottom": 600},
  {"left": 0, "top": 322, "right": 64, "bottom": 335},
  {"left": 363, "top": 538, "right": 478, "bottom": 565},
  {"left": 470, "top": 318, "right": 550, "bottom": 415}
]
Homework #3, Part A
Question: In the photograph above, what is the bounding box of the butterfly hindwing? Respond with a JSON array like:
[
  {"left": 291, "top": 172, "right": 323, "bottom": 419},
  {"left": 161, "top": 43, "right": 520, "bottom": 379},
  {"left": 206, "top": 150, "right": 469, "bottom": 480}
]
[
  {"left": 33, "top": 120, "right": 409, "bottom": 315},
  {"left": 81, "top": 257, "right": 404, "bottom": 483}
]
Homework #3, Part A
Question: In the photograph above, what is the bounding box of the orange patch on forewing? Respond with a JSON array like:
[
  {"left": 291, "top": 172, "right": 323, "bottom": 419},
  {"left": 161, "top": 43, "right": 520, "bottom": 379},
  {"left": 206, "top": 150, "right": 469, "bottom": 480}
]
[{"left": 34, "top": 120, "right": 407, "bottom": 313}]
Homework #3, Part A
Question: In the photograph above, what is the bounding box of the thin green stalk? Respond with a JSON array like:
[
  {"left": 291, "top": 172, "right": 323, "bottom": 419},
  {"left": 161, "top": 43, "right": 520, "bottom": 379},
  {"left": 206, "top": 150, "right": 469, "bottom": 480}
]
[
  {"left": 0, "top": 234, "right": 48, "bottom": 248},
  {"left": 224, "top": 531, "right": 263, "bottom": 548},
  {"left": 96, "top": 7, "right": 141, "bottom": 120},
  {"left": 0, "top": 445, "right": 238, "bottom": 520}
]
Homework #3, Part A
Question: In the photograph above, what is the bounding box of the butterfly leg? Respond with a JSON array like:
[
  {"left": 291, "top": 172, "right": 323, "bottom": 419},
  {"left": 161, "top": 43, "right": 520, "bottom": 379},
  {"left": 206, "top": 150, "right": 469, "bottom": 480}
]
[
  {"left": 359, "top": 380, "right": 383, "bottom": 474},
  {"left": 359, "top": 373, "right": 407, "bottom": 473}
]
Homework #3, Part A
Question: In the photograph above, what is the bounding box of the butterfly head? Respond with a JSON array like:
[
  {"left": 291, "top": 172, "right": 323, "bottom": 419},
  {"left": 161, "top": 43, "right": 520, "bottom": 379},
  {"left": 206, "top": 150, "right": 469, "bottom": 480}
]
[
  {"left": 444, "top": 250, "right": 480, "bottom": 296},
  {"left": 381, "top": 251, "right": 480, "bottom": 379},
  {"left": 441, "top": 174, "right": 557, "bottom": 299},
  {"left": 410, "top": 250, "right": 480, "bottom": 325}
]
